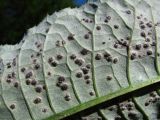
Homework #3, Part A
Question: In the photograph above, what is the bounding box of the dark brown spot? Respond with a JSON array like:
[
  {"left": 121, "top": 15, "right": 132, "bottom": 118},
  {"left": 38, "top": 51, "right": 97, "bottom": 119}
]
[
  {"left": 60, "top": 83, "right": 68, "bottom": 91},
  {"left": 102, "top": 42, "right": 106, "bottom": 44},
  {"left": 103, "top": 52, "right": 111, "bottom": 58},
  {"left": 70, "top": 54, "right": 76, "bottom": 60},
  {"left": 146, "top": 38, "right": 150, "bottom": 42},
  {"left": 7, "top": 63, "right": 11, "bottom": 68},
  {"left": 34, "top": 64, "right": 40, "bottom": 70},
  {"left": 25, "top": 72, "right": 33, "bottom": 79},
  {"left": 47, "top": 72, "right": 51, "bottom": 76},
  {"left": 106, "top": 16, "right": 111, "bottom": 20},
  {"left": 114, "top": 43, "right": 118, "bottom": 48},
  {"left": 43, "top": 85, "right": 46, "bottom": 90},
  {"left": 96, "top": 26, "right": 101, "bottom": 30},
  {"left": 113, "top": 58, "right": 118, "bottom": 64},
  {"left": 140, "top": 32, "right": 146, "bottom": 37},
  {"left": 81, "top": 67, "right": 89, "bottom": 74},
  {"left": 36, "top": 52, "right": 41, "bottom": 57},
  {"left": 86, "top": 79, "right": 91, "bottom": 84},
  {"left": 145, "top": 102, "right": 149, "bottom": 106},
  {"left": 14, "top": 82, "right": 19, "bottom": 88},
  {"left": 84, "top": 34, "right": 89, "bottom": 39},
  {"left": 135, "top": 44, "right": 141, "bottom": 50},
  {"left": 104, "top": 19, "right": 108, "bottom": 23},
  {"left": 106, "top": 56, "right": 112, "bottom": 62},
  {"left": 42, "top": 108, "right": 47, "bottom": 113},
  {"left": 143, "top": 43, "right": 149, "bottom": 48},
  {"left": 114, "top": 25, "right": 119, "bottom": 29},
  {"left": 95, "top": 53, "right": 102, "bottom": 60},
  {"left": 89, "top": 91, "right": 94, "bottom": 96},
  {"left": 130, "top": 53, "right": 136, "bottom": 60},
  {"left": 75, "top": 59, "right": 84, "bottom": 66},
  {"left": 84, "top": 65, "right": 90, "bottom": 70},
  {"left": 34, "top": 97, "right": 41, "bottom": 104},
  {"left": 58, "top": 76, "right": 65, "bottom": 83},
  {"left": 76, "top": 72, "right": 83, "bottom": 78},
  {"left": 21, "top": 67, "right": 26, "bottom": 73},
  {"left": 10, "top": 104, "right": 15, "bottom": 110},
  {"left": 35, "top": 85, "right": 43, "bottom": 93},
  {"left": 80, "top": 49, "right": 89, "bottom": 55},
  {"left": 64, "top": 94, "right": 71, "bottom": 101},
  {"left": 146, "top": 22, "right": 152, "bottom": 28},
  {"left": 6, "top": 79, "right": 11, "bottom": 83},
  {"left": 51, "top": 61, "right": 57, "bottom": 67},
  {"left": 106, "top": 76, "right": 112, "bottom": 81},
  {"left": 140, "top": 25, "right": 145, "bottom": 29},
  {"left": 31, "top": 79, "right": 37, "bottom": 86},
  {"left": 56, "top": 54, "right": 63, "bottom": 60},
  {"left": 84, "top": 75, "right": 90, "bottom": 80},
  {"left": 26, "top": 79, "right": 31, "bottom": 85},
  {"left": 126, "top": 10, "right": 131, "bottom": 14},
  {"left": 48, "top": 57, "right": 53, "bottom": 63},
  {"left": 147, "top": 50, "right": 152, "bottom": 55},
  {"left": 68, "top": 34, "right": 74, "bottom": 41}
]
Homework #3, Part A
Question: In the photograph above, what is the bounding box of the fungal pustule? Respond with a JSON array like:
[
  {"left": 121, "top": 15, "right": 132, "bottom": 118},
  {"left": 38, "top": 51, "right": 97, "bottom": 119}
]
[
  {"left": 70, "top": 54, "right": 76, "bottom": 60},
  {"left": 81, "top": 67, "right": 89, "bottom": 74},
  {"left": 60, "top": 83, "right": 68, "bottom": 91},
  {"left": 64, "top": 94, "right": 71, "bottom": 101},
  {"left": 95, "top": 53, "right": 102, "bottom": 60},
  {"left": 76, "top": 72, "right": 83, "bottom": 78},
  {"left": 33, "top": 97, "right": 42, "bottom": 104},
  {"left": 35, "top": 85, "right": 43, "bottom": 93},
  {"left": 106, "top": 75, "right": 112, "bottom": 81},
  {"left": 80, "top": 49, "right": 88, "bottom": 55},
  {"left": 56, "top": 54, "right": 63, "bottom": 60},
  {"left": 25, "top": 71, "right": 33, "bottom": 79},
  {"left": 10, "top": 104, "right": 16, "bottom": 110},
  {"left": 31, "top": 79, "right": 37, "bottom": 86}
]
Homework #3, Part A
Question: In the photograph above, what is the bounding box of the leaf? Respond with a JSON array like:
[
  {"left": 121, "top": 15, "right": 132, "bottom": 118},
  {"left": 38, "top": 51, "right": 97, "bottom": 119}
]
[{"left": 0, "top": 0, "right": 160, "bottom": 119}]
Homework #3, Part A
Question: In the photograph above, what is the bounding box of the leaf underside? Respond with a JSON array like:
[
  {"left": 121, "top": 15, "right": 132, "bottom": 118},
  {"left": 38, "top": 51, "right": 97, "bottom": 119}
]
[{"left": 1, "top": 0, "right": 160, "bottom": 120}]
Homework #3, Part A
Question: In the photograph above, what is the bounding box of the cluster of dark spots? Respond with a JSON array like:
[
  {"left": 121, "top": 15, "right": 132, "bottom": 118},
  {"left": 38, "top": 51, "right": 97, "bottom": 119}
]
[
  {"left": 130, "top": 52, "right": 137, "bottom": 60},
  {"left": 64, "top": 94, "right": 71, "bottom": 101},
  {"left": 34, "top": 64, "right": 40, "bottom": 70},
  {"left": 56, "top": 54, "right": 63, "bottom": 60},
  {"left": 96, "top": 26, "right": 101, "bottom": 30},
  {"left": 35, "top": 85, "right": 43, "bottom": 93},
  {"left": 25, "top": 71, "right": 33, "bottom": 79},
  {"left": 14, "top": 82, "right": 19, "bottom": 88},
  {"left": 75, "top": 58, "right": 84, "bottom": 66},
  {"left": 145, "top": 94, "right": 160, "bottom": 106},
  {"left": 12, "top": 58, "right": 16, "bottom": 66},
  {"left": 81, "top": 67, "right": 89, "bottom": 74},
  {"left": 114, "top": 25, "right": 119, "bottom": 29},
  {"left": 68, "top": 34, "right": 75, "bottom": 41},
  {"left": 95, "top": 53, "right": 102, "bottom": 60},
  {"left": 56, "top": 76, "right": 68, "bottom": 91},
  {"left": 84, "top": 34, "right": 89, "bottom": 39},
  {"left": 104, "top": 16, "right": 111, "bottom": 23},
  {"left": 89, "top": 91, "right": 94, "bottom": 96},
  {"left": 31, "top": 79, "right": 37, "bottom": 86},
  {"left": 70, "top": 54, "right": 76, "bottom": 60},
  {"left": 76, "top": 72, "right": 83, "bottom": 78},
  {"left": 106, "top": 75, "right": 112, "bottom": 81},
  {"left": 82, "top": 18, "right": 93, "bottom": 23},
  {"left": 80, "top": 49, "right": 89, "bottom": 55},
  {"left": 33, "top": 97, "right": 41, "bottom": 104},
  {"left": 10, "top": 104, "right": 15, "bottom": 110}
]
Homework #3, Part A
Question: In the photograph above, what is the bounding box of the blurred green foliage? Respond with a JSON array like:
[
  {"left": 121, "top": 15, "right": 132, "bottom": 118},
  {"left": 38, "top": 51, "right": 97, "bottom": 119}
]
[{"left": 0, "top": 0, "right": 75, "bottom": 45}]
